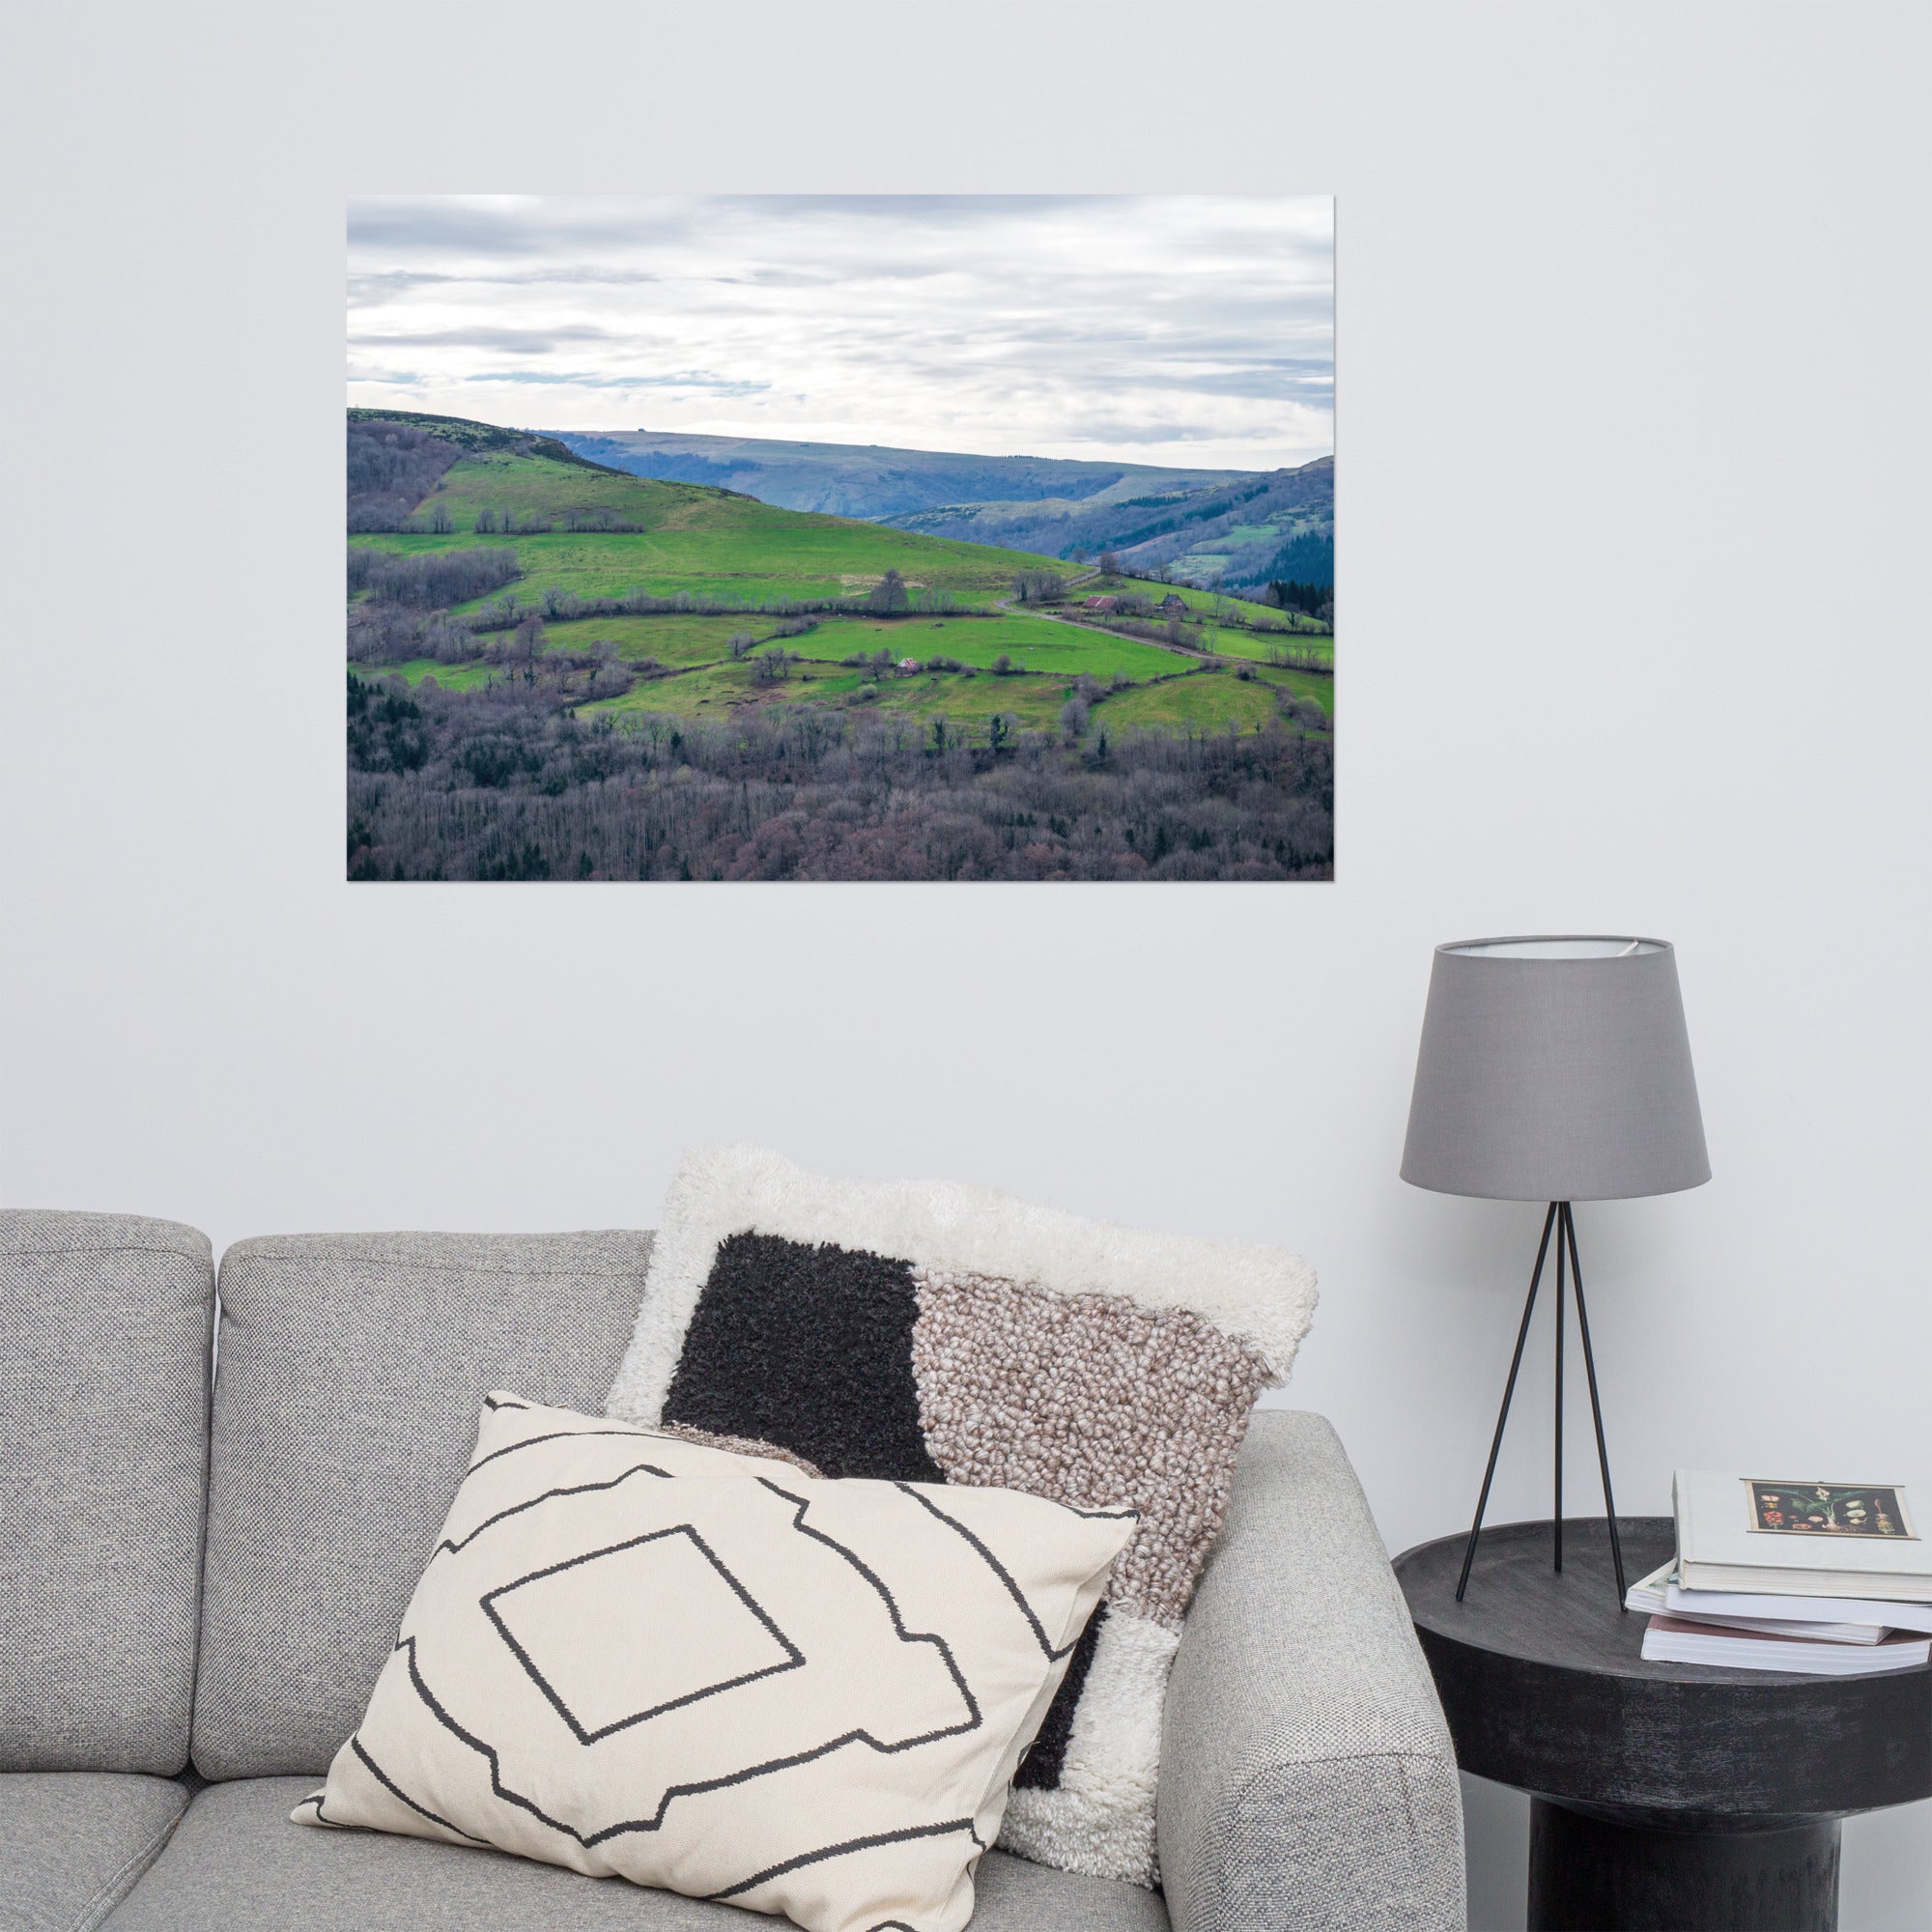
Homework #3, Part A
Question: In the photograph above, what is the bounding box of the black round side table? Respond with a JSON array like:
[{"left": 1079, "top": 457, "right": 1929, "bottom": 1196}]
[{"left": 1395, "top": 1518, "right": 1932, "bottom": 1932}]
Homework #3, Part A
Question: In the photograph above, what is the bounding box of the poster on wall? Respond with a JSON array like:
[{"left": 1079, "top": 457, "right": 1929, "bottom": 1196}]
[{"left": 347, "top": 196, "right": 1333, "bottom": 881}]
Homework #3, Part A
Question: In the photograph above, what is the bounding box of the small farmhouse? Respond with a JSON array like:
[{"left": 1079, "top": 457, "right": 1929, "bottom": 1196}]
[
  {"left": 1084, "top": 595, "right": 1120, "bottom": 612},
  {"left": 1161, "top": 592, "right": 1187, "bottom": 614}
]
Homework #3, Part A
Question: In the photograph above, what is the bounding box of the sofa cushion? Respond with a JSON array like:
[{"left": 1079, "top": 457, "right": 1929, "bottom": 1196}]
[
  {"left": 0, "top": 1771, "right": 188, "bottom": 1932},
  {"left": 192, "top": 1232, "right": 655, "bottom": 1778},
  {"left": 101, "top": 1778, "right": 1169, "bottom": 1931},
  {"left": 294, "top": 1395, "right": 1133, "bottom": 1932},
  {"left": 606, "top": 1147, "right": 1318, "bottom": 1886},
  {"left": 0, "top": 1211, "right": 214, "bottom": 1774}
]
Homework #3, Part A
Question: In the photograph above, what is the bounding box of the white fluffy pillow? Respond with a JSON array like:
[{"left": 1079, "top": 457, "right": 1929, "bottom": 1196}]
[
  {"left": 604, "top": 1145, "right": 1318, "bottom": 1884},
  {"left": 295, "top": 1395, "right": 1134, "bottom": 1932}
]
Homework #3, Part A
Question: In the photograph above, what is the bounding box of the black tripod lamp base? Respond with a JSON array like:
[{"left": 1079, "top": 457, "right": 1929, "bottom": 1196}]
[{"left": 1455, "top": 1201, "right": 1628, "bottom": 1608}]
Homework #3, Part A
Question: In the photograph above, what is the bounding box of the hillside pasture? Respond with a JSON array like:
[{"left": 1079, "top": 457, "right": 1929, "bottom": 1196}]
[
  {"left": 1249, "top": 662, "right": 1336, "bottom": 718},
  {"left": 1193, "top": 619, "right": 1335, "bottom": 666},
  {"left": 353, "top": 659, "right": 496, "bottom": 692},
  {"left": 796, "top": 613, "right": 1183, "bottom": 679},
  {"left": 536, "top": 613, "right": 787, "bottom": 668},
  {"left": 578, "top": 655, "right": 1077, "bottom": 739},
  {"left": 832, "top": 669, "right": 1072, "bottom": 736},
  {"left": 1085, "top": 576, "right": 1264, "bottom": 616},
  {"left": 364, "top": 455, "right": 1081, "bottom": 608},
  {"left": 1095, "top": 669, "right": 1292, "bottom": 737}
]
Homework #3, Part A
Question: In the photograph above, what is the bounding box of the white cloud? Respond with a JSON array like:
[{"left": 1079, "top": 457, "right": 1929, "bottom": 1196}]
[{"left": 346, "top": 195, "right": 1333, "bottom": 471}]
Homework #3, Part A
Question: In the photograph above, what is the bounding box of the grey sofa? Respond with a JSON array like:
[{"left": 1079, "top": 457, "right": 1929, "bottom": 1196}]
[{"left": 0, "top": 1210, "right": 1464, "bottom": 1932}]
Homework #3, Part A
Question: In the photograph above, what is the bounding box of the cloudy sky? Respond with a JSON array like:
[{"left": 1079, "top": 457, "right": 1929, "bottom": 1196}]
[{"left": 347, "top": 196, "right": 1332, "bottom": 471}]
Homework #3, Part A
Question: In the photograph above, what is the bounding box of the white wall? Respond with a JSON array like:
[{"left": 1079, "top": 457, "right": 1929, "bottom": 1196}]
[{"left": 3, "top": 5, "right": 1927, "bottom": 1924}]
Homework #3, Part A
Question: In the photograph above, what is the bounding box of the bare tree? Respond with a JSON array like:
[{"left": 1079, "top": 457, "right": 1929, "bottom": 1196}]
[
  {"left": 510, "top": 614, "right": 545, "bottom": 681},
  {"left": 349, "top": 545, "right": 522, "bottom": 611},
  {"left": 1010, "top": 569, "right": 1066, "bottom": 605},
  {"left": 866, "top": 569, "right": 910, "bottom": 614}
]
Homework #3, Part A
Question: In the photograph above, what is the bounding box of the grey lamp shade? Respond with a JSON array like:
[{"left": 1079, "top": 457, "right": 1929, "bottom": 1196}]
[{"left": 1401, "top": 936, "right": 1710, "bottom": 1203}]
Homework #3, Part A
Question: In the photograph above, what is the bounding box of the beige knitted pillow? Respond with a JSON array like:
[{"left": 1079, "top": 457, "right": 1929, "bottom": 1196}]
[
  {"left": 295, "top": 1395, "right": 1133, "bottom": 1932},
  {"left": 605, "top": 1146, "right": 1318, "bottom": 1886}
]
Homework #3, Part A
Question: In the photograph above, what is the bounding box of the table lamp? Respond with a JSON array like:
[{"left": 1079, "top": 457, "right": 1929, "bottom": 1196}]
[{"left": 1402, "top": 936, "right": 1709, "bottom": 1606}]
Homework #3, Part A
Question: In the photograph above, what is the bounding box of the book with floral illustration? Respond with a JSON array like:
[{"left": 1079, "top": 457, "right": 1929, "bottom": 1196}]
[
  {"left": 1745, "top": 1479, "right": 1915, "bottom": 1540},
  {"left": 1674, "top": 1470, "right": 1932, "bottom": 1600}
]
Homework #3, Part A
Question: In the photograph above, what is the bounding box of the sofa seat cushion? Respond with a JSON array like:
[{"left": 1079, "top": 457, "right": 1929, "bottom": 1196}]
[
  {"left": 0, "top": 1772, "right": 187, "bottom": 1932},
  {"left": 100, "top": 1779, "right": 1170, "bottom": 1931},
  {"left": 192, "top": 1232, "right": 657, "bottom": 1777}
]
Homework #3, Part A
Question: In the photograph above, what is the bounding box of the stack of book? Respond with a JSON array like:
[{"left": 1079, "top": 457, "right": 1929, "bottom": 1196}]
[{"left": 1633, "top": 1471, "right": 1932, "bottom": 1675}]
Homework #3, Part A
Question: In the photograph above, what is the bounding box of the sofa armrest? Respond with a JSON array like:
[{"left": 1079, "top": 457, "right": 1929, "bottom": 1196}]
[{"left": 1157, "top": 1410, "right": 1464, "bottom": 1932}]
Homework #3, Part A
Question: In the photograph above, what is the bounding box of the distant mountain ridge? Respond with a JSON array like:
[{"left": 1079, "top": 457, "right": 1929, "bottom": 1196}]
[
  {"left": 548, "top": 429, "right": 1252, "bottom": 523},
  {"left": 883, "top": 454, "right": 1332, "bottom": 593}
]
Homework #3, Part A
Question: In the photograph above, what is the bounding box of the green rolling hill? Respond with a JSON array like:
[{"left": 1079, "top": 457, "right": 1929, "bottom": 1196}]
[
  {"left": 348, "top": 407, "right": 1329, "bottom": 726},
  {"left": 543, "top": 425, "right": 1331, "bottom": 597},
  {"left": 351, "top": 412, "right": 1086, "bottom": 606}
]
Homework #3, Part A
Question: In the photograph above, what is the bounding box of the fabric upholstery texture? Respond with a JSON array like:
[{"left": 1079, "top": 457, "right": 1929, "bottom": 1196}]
[
  {"left": 605, "top": 1148, "right": 1319, "bottom": 1888},
  {"left": 296, "top": 1396, "right": 1133, "bottom": 1932},
  {"left": 192, "top": 1231, "right": 655, "bottom": 1778},
  {"left": 100, "top": 1778, "right": 1172, "bottom": 1932},
  {"left": 1157, "top": 1410, "right": 1465, "bottom": 1932},
  {"left": 0, "top": 1211, "right": 214, "bottom": 1775},
  {"left": 0, "top": 1772, "right": 188, "bottom": 1932}
]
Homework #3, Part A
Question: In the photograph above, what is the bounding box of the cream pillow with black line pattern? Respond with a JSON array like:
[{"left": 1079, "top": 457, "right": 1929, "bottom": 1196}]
[{"left": 295, "top": 1394, "right": 1134, "bottom": 1932}]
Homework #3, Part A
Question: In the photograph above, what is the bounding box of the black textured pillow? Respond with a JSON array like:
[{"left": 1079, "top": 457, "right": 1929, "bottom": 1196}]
[{"left": 607, "top": 1147, "right": 1318, "bottom": 1886}]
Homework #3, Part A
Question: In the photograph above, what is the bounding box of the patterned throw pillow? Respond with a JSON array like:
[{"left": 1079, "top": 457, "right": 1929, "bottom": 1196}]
[
  {"left": 296, "top": 1396, "right": 1133, "bottom": 1932},
  {"left": 605, "top": 1147, "right": 1319, "bottom": 1887}
]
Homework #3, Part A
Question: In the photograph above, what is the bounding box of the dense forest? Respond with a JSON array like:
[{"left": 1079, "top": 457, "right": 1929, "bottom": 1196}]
[{"left": 348, "top": 673, "right": 1333, "bottom": 882}]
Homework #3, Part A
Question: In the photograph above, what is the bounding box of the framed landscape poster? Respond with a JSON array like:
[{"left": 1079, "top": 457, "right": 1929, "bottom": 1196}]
[{"left": 346, "top": 196, "right": 1334, "bottom": 881}]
